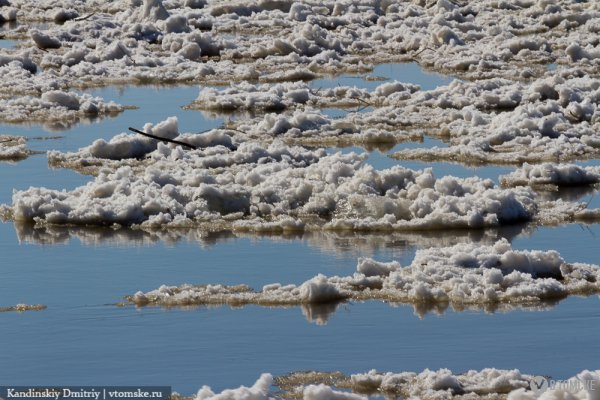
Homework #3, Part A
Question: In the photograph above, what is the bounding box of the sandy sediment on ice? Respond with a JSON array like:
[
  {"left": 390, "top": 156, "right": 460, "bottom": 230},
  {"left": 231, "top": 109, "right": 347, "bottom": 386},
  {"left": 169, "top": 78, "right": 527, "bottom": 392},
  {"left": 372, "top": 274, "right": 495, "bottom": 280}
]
[
  {"left": 1, "top": 117, "right": 542, "bottom": 230},
  {"left": 192, "top": 368, "right": 600, "bottom": 400},
  {"left": 500, "top": 163, "right": 600, "bottom": 188},
  {"left": 0, "top": 89, "right": 126, "bottom": 123},
  {"left": 0, "top": 303, "right": 47, "bottom": 312},
  {"left": 0, "top": 135, "right": 32, "bottom": 161},
  {"left": 126, "top": 239, "right": 600, "bottom": 312}
]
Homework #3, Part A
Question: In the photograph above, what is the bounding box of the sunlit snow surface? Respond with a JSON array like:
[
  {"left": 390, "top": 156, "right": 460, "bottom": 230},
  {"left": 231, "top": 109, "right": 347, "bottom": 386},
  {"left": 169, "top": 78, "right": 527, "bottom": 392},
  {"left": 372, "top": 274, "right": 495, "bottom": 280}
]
[{"left": 1, "top": 0, "right": 600, "bottom": 397}]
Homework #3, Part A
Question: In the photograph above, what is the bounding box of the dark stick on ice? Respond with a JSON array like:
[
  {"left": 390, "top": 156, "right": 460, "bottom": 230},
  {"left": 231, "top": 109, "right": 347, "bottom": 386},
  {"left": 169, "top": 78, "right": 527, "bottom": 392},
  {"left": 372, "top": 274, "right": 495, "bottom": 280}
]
[
  {"left": 413, "top": 47, "right": 434, "bottom": 57},
  {"left": 74, "top": 13, "right": 96, "bottom": 21},
  {"left": 128, "top": 127, "right": 197, "bottom": 150}
]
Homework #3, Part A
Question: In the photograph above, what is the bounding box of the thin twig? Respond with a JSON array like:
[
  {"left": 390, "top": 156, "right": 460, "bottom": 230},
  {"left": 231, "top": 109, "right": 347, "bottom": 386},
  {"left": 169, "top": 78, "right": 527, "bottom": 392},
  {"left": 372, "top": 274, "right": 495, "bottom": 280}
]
[
  {"left": 584, "top": 194, "right": 595, "bottom": 209},
  {"left": 309, "top": 86, "right": 322, "bottom": 97},
  {"left": 74, "top": 12, "right": 96, "bottom": 22},
  {"left": 413, "top": 46, "right": 434, "bottom": 57},
  {"left": 224, "top": 127, "right": 247, "bottom": 135},
  {"left": 356, "top": 97, "right": 373, "bottom": 106},
  {"left": 128, "top": 127, "right": 197, "bottom": 150}
]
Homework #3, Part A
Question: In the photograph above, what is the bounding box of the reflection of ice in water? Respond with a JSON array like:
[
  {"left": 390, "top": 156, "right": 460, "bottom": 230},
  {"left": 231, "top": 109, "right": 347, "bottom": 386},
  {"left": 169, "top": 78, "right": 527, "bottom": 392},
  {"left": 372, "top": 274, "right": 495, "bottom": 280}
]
[
  {"left": 311, "top": 62, "right": 453, "bottom": 92},
  {"left": 12, "top": 221, "right": 528, "bottom": 254}
]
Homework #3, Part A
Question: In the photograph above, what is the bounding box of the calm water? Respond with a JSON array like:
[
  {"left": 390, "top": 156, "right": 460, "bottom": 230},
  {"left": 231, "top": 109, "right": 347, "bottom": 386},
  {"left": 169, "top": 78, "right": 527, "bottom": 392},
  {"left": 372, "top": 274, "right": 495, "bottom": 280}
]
[{"left": 1, "top": 64, "right": 599, "bottom": 394}]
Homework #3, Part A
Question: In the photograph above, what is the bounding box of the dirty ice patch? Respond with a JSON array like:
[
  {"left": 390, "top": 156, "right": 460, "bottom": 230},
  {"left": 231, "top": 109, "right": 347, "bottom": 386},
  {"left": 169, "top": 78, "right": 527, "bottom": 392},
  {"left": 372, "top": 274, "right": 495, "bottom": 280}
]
[
  {"left": 126, "top": 239, "right": 600, "bottom": 315},
  {"left": 0, "top": 303, "right": 46, "bottom": 312},
  {"left": 0, "top": 90, "right": 126, "bottom": 123}
]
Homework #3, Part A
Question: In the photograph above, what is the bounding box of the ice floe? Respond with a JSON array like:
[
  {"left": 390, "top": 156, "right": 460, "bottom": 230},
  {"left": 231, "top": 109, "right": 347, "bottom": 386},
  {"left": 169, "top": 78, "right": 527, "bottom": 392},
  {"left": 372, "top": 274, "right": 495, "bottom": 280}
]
[
  {"left": 126, "top": 239, "right": 600, "bottom": 318},
  {"left": 193, "top": 368, "right": 600, "bottom": 400}
]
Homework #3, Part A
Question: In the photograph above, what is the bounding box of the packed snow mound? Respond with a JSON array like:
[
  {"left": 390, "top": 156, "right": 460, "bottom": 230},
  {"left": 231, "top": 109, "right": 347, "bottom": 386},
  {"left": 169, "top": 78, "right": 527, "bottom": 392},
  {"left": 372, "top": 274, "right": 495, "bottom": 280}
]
[
  {"left": 0, "top": 90, "right": 125, "bottom": 123},
  {"left": 194, "top": 369, "right": 600, "bottom": 400},
  {"left": 127, "top": 239, "right": 600, "bottom": 311},
  {"left": 0, "top": 135, "right": 31, "bottom": 161},
  {"left": 6, "top": 118, "right": 540, "bottom": 230},
  {"left": 500, "top": 163, "right": 600, "bottom": 187}
]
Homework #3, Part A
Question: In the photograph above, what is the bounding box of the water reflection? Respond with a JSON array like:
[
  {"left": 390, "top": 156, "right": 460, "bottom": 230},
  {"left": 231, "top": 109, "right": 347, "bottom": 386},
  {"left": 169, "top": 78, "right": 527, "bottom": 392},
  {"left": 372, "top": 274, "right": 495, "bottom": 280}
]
[
  {"left": 12, "top": 221, "right": 530, "bottom": 253},
  {"left": 534, "top": 185, "right": 599, "bottom": 203},
  {"left": 125, "top": 293, "right": 573, "bottom": 324}
]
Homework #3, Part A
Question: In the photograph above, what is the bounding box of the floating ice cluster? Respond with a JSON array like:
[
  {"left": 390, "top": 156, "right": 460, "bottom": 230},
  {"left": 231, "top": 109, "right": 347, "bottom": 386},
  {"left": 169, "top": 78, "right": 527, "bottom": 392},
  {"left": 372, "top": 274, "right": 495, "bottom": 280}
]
[
  {"left": 127, "top": 239, "right": 600, "bottom": 311},
  {"left": 388, "top": 73, "right": 600, "bottom": 164},
  {"left": 1, "top": 118, "right": 540, "bottom": 230},
  {"left": 194, "top": 368, "right": 600, "bottom": 400},
  {"left": 185, "top": 71, "right": 600, "bottom": 160}
]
